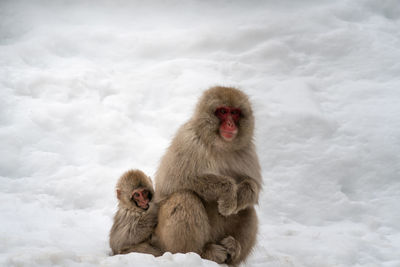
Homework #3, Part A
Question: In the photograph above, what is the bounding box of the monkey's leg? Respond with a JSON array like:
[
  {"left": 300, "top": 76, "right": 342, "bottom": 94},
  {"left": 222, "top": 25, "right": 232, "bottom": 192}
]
[
  {"left": 121, "top": 242, "right": 163, "bottom": 257},
  {"left": 155, "top": 191, "right": 211, "bottom": 255},
  {"left": 225, "top": 207, "right": 258, "bottom": 265},
  {"left": 220, "top": 235, "right": 241, "bottom": 265}
]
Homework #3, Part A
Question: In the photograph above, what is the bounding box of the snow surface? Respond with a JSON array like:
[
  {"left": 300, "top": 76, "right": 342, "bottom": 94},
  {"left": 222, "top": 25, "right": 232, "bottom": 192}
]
[{"left": 1, "top": 0, "right": 400, "bottom": 266}]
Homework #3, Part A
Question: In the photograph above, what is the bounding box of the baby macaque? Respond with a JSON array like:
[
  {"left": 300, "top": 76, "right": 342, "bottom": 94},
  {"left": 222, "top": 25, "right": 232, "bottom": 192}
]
[{"left": 109, "top": 169, "right": 162, "bottom": 256}]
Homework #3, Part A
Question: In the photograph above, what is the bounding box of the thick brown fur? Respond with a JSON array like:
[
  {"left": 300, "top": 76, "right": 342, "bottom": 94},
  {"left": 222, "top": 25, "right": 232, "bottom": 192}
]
[
  {"left": 109, "top": 169, "right": 162, "bottom": 257},
  {"left": 154, "top": 86, "right": 262, "bottom": 265}
]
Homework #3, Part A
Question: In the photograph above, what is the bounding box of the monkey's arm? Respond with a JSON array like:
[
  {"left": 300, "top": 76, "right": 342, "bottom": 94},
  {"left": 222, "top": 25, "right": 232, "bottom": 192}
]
[
  {"left": 235, "top": 177, "right": 260, "bottom": 213},
  {"left": 233, "top": 146, "right": 262, "bottom": 213},
  {"left": 134, "top": 203, "right": 159, "bottom": 244},
  {"left": 186, "top": 174, "right": 238, "bottom": 216}
]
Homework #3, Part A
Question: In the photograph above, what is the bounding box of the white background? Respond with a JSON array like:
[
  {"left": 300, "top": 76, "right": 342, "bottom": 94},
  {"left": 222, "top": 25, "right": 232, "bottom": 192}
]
[{"left": 1, "top": 0, "right": 399, "bottom": 266}]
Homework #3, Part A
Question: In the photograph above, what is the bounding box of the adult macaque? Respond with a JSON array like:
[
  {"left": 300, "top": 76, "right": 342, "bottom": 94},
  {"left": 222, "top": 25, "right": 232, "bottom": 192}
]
[
  {"left": 154, "top": 86, "right": 262, "bottom": 265},
  {"left": 109, "top": 169, "right": 162, "bottom": 257}
]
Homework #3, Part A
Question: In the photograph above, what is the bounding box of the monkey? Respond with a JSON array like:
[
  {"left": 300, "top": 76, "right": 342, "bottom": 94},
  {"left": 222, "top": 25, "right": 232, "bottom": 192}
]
[
  {"left": 109, "top": 169, "right": 162, "bottom": 257},
  {"left": 153, "top": 86, "right": 262, "bottom": 265}
]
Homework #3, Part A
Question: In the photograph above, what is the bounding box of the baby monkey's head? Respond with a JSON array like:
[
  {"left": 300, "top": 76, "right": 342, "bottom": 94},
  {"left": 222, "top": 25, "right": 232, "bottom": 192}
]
[{"left": 116, "top": 169, "right": 154, "bottom": 210}]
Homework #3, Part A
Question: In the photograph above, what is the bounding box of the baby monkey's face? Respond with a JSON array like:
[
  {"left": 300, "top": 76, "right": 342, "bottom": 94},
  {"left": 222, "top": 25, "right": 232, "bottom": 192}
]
[{"left": 131, "top": 187, "right": 152, "bottom": 210}]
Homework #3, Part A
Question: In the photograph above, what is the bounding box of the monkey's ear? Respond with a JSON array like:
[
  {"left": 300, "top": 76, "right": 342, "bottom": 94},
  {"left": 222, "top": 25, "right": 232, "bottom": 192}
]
[{"left": 116, "top": 189, "right": 121, "bottom": 200}]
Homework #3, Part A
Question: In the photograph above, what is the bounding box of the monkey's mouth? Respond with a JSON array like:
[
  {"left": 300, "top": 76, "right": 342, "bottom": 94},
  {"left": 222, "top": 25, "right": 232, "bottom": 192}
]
[
  {"left": 142, "top": 204, "right": 149, "bottom": 210},
  {"left": 135, "top": 201, "right": 150, "bottom": 210},
  {"left": 220, "top": 129, "right": 237, "bottom": 141}
]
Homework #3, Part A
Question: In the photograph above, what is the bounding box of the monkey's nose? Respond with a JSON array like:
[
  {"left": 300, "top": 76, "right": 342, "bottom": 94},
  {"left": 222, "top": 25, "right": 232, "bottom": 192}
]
[{"left": 225, "top": 118, "right": 236, "bottom": 130}]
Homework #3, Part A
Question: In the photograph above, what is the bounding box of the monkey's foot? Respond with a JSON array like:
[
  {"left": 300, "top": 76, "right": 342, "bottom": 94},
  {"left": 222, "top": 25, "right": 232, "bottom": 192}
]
[
  {"left": 201, "top": 243, "right": 228, "bottom": 264},
  {"left": 220, "top": 236, "right": 241, "bottom": 264}
]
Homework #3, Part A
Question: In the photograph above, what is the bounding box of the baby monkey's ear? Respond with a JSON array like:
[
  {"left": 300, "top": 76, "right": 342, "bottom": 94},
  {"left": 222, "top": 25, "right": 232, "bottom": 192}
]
[{"left": 116, "top": 189, "right": 121, "bottom": 200}]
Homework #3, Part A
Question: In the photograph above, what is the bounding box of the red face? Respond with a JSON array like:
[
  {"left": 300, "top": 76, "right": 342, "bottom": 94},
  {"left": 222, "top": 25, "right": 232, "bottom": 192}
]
[
  {"left": 132, "top": 188, "right": 151, "bottom": 210},
  {"left": 215, "top": 106, "right": 241, "bottom": 141}
]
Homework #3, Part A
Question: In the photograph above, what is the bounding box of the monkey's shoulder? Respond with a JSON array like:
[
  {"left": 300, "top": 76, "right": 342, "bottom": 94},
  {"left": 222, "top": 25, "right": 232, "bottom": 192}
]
[
  {"left": 166, "top": 126, "right": 210, "bottom": 162},
  {"left": 113, "top": 209, "right": 142, "bottom": 223}
]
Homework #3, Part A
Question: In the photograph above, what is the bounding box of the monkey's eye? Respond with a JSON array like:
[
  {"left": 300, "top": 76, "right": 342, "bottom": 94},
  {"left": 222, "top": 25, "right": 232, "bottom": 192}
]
[
  {"left": 133, "top": 192, "right": 140, "bottom": 198},
  {"left": 230, "top": 108, "right": 242, "bottom": 120},
  {"left": 215, "top": 107, "right": 228, "bottom": 117}
]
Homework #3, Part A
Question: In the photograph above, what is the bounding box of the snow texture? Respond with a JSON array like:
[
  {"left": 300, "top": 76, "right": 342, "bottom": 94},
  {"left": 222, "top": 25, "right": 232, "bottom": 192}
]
[{"left": 1, "top": 0, "right": 400, "bottom": 266}]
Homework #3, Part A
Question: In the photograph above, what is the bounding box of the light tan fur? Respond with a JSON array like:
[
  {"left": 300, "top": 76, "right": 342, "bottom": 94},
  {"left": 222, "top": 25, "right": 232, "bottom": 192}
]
[
  {"left": 109, "top": 169, "right": 162, "bottom": 256},
  {"left": 154, "top": 86, "right": 262, "bottom": 265}
]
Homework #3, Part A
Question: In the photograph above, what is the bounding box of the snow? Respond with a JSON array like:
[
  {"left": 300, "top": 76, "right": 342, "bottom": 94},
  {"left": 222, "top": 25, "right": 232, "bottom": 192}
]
[{"left": 1, "top": 0, "right": 399, "bottom": 266}]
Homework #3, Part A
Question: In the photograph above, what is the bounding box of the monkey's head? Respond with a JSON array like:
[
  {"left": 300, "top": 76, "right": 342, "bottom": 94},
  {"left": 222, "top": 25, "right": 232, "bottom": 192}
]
[
  {"left": 193, "top": 86, "right": 254, "bottom": 151},
  {"left": 116, "top": 169, "right": 154, "bottom": 211}
]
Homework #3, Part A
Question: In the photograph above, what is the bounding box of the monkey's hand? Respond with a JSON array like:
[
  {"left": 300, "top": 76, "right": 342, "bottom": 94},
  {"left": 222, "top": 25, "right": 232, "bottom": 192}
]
[
  {"left": 235, "top": 178, "right": 259, "bottom": 213},
  {"left": 217, "top": 185, "right": 237, "bottom": 217},
  {"left": 210, "top": 175, "right": 237, "bottom": 216},
  {"left": 193, "top": 174, "right": 237, "bottom": 217}
]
